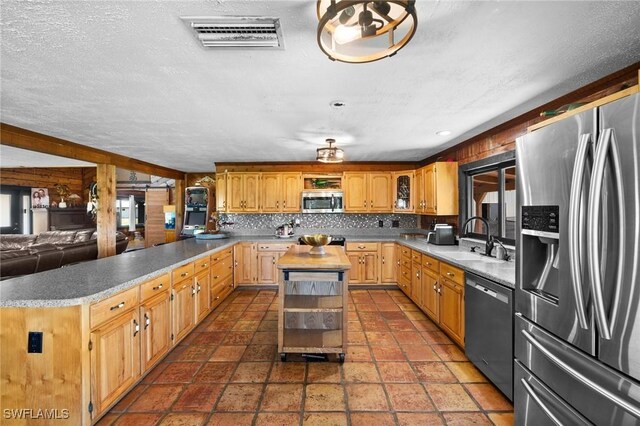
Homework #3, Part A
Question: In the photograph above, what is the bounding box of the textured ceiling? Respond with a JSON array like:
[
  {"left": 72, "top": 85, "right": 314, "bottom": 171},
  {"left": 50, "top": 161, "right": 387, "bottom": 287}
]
[
  {"left": 1, "top": 1, "right": 640, "bottom": 172},
  {"left": 0, "top": 145, "right": 94, "bottom": 168}
]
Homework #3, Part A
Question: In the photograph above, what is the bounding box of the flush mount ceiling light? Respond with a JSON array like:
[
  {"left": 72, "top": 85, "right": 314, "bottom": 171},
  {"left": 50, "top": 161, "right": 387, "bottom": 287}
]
[
  {"left": 317, "top": 139, "right": 345, "bottom": 163},
  {"left": 436, "top": 130, "right": 452, "bottom": 136},
  {"left": 316, "top": 0, "right": 417, "bottom": 63}
]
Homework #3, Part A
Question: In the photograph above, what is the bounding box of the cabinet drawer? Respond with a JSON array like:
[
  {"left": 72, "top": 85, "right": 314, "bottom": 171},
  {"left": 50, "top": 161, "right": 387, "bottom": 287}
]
[
  {"left": 411, "top": 250, "right": 422, "bottom": 263},
  {"left": 400, "top": 257, "right": 412, "bottom": 268},
  {"left": 90, "top": 286, "right": 139, "bottom": 329},
  {"left": 211, "top": 256, "right": 234, "bottom": 285},
  {"left": 195, "top": 257, "right": 210, "bottom": 272},
  {"left": 210, "top": 248, "right": 233, "bottom": 262},
  {"left": 210, "top": 279, "right": 233, "bottom": 306},
  {"left": 257, "top": 243, "right": 293, "bottom": 251},
  {"left": 172, "top": 262, "right": 195, "bottom": 283},
  {"left": 422, "top": 255, "right": 440, "bottom": 273},
  {"left": 400, "top": 245, "right": 411, "bottom": 259},
  {"left": 399, "top": 265, "right": 411, "bottom": 285},
  {"left": 440, "top": 262, "right": 464, "bottom": 286},
  {"left": 346, "top": 242, "right": 378, "bottom": 252},
  {"left": 140, "top": 273, "right": 170, "bottom": 302}
]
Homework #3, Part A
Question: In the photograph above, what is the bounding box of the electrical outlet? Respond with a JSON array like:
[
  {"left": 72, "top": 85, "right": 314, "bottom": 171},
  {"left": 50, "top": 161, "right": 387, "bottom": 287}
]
[
  {"left": 378, "top": 220, "right": 384, "bottom": 228},
  {"left": 28, "top": 331, "right": 43, "bottom": 353},
  {"left": 392, "top": 220, "right": 400, "bottom": 228}
]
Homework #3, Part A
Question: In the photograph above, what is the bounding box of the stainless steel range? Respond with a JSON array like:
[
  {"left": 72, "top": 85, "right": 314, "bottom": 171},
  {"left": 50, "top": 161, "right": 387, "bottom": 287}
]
[{"left": 515, "top": 92, "right": 640, "bottom": 424}]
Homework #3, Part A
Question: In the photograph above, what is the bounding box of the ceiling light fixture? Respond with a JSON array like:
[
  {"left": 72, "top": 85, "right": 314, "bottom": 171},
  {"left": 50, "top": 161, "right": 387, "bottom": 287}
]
[
  {"left": 316, "top": 0, "right": 417, "bottom": 64},
  {"left": 317, "top": 139, "right": 345, "bottom": 163},
  {"left": 436, "top": 130, "right": 452, "bottom": 136}
]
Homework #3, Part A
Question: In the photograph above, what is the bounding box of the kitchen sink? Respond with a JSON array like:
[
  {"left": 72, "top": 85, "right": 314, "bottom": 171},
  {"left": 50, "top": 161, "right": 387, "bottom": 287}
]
[{"left": 445, "top": 252, "right": 505, "bottom": 263}]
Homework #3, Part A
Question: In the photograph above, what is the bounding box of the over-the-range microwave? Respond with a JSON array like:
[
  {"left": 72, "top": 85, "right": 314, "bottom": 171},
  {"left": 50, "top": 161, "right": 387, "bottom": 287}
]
[{"left": 301, "top": 191, "right": 344, "bottom": 213}]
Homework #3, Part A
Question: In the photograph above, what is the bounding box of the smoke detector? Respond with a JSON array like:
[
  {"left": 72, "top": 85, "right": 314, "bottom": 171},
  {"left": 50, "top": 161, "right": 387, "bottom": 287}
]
[{"left": 181, "top": 16, "right": 284, "bottom": 49}]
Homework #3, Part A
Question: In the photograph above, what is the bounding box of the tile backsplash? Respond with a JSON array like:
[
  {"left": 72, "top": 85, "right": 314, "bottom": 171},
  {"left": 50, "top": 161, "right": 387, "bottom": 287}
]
[{"left": 218, "top": 213, "right": 420, "bottom": 236}]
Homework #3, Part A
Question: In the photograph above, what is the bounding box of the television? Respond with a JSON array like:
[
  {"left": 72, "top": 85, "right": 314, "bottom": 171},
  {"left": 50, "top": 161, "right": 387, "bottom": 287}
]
[{"left": 185, "top": 211, "right": 206, "bottom": 226}]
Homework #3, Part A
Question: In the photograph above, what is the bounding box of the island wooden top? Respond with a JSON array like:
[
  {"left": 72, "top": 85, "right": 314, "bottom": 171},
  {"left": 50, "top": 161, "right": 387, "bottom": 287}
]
[{"left": 277, "top": 245, "right": 351, "bottom": 270}]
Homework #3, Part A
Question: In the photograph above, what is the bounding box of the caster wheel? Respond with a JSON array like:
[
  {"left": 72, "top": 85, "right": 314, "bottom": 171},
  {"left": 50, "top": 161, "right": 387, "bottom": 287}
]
[
  {"left": 280, "top": 353, "right": 287, "bottom": 362},
  {"left": 338, "top": 353, "right": 345, "bottom": 363}
]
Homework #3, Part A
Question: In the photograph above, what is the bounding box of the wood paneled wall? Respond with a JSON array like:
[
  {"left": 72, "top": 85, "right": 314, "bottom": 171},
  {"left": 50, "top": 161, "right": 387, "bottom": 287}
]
[{"left": 0, "top": 167, "right": 96, "bottom": 204}]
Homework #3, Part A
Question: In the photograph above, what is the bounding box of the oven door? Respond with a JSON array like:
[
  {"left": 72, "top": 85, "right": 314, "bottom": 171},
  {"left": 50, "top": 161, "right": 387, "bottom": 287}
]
[{"left": 301, "top": 192, "right": 343, "bottom": 213}]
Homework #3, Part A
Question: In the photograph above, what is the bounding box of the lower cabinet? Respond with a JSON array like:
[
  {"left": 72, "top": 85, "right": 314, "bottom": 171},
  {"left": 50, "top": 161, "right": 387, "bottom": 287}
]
[
  {"left": 140, "top": 291, "right": 171, "bottom": 372},
  {"left": 439, "top": 277, "right": 465, "bottom": 346},
  {"left": 90, "top": 309, "right": 141, "bottom": 418},
  {"left": 256, "top": 243, "right": 294, "bottom": 284},
  {"left": 195, "top": 269, "right": 211, "bottom": 323},
  {"left": 234, "top": 242, "right": 257, "bottom": 285},
  {"left": 380, "top": 243, "right": 397, "bottom": 283},
  {"left": 421, "top": 268, "right": 439, "bottom": 322},
  {"left": 346, "top": 242, "right": 379, "bottom": 284},
  {"left": 172, "top": 276, "right": 196, "bottom": 344}
]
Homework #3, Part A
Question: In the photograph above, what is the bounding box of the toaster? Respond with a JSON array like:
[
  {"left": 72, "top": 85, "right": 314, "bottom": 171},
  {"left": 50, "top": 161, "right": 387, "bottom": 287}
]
[{"left": 427, "top": 224, "right": 456, "bottom": 245}]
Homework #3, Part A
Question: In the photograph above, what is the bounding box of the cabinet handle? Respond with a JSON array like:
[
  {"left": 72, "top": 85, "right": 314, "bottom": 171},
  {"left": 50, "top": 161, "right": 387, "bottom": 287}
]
[
  {"left": 276, "top": 201, "right": 279, "bottom": 208},
  {"left": 192, "top": 286, "right": 196, "bottom": 296},
  {"left": 364, "top": 200, "right": 367, "bottom": 207},
  {"left": 110, "top": 301, "right": 125, "bottom": 311},
  {"left": 426, "top": 262, "right": 432, "bottom": 267},
  {"left": 382, "top": 256, "right": 385, "bottom": 264},
  {"left": 433, "top": 284, "right": 437, "bottom": 291},
  {"left": 228, "top": 283, "right": 234, "bottom": 288},
  {"left": 144, "top": 313, "right": 150, "bottom": 330},
  {"left": 416, "top": 272, "right": 420, "bottom": 278},
  {"left": 152, "top": 284, "right": 163, "bottom": 291},
  {"left": 133, "top": 319, "right": 139, "bottom": 337},
  {"left": 222, "top": 200, "right": 226, "bottom": 208},
  {"left": 197, "top": 284, "right": 201, "bottom": 292},
  {"left": 181, "top": 272, "right": 188, "bottom": 277},
  {"left": 283, "top": 200, "right": 286, "bottom": 208},
  {"left": 272, "top": 259, "right": 276, "bottom": 264},
  {"left": 201, "top": 263, "right": 208, "bottom": 268},
  {"left": 370, "top": 200, "right": 373, "bottom": 207},
  {"left": 358, "top": 245, "right": 365, "bottom": 249},
  {"left": 447, "top": 272, "right": 454, "bottom": 277},
  {"left": 215, "top": 296, "right": 220, "bottom": 300},
  {"left": 213, "top": 275, "right": 220, "bottom": 279}
]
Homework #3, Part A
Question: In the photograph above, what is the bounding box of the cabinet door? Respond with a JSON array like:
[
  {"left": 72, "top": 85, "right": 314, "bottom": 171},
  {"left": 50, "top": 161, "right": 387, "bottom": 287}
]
[
  {"left": 195, "top": 270, "right": 210, "bottom": 323},
  {"left": 90, "top": 310, "right": 140, "bottom": 417},
  {"left": 234, "top": 243, "right": 257, "bottom": 285},
  {"left": 227, "top": 173, "right": 244, "bottom": 212},
  {"left": 424, "top": 164, "right": 437, "bottom": 215},
  {"left": 257, "top": 252, "right": 278, "bottom": 284},
  {"left": 393, "top": 171, "right": 415, "bottom": 213},
  {"left": 216, "top": 173, "right": 227, "bottom": 212},
  {"left": 347, "top": 252, "right": 362, "bottom": 284},
  {"left": 282, "top": 173, "right": 302, "bottom": 212},
  {"left": 380, "top": 243, "right": 396, "bottom": 283},
  {"left": 243, "top": 174, "right": 260, "bottom": 212},
  {"left": 344, "top": 173, "right": 367, "bottom": 212},
  {"left": 415, "top": 168, "right": 425, "bottom": 213},
  {"left": 361, "top": 252, "right": 378, "bottom": 284},
  {"left": 141, "top": 292, "right": 171, "bottom": 372},
  {"left": 411, "top": 263, "right": 422, "bottom": 304},
  {"left": 422, "top": 269, "right": 440, "bottom": 323},
  {"left": 368, "top": 173, "right": 392, "bottom": 212},
  {"left": 172, "top": 279, "right": 195, "bottom": 343},
  {"left": 439, "top": 277, "right": 464, "bottom": 347},
  {"left": 260, "top": 173, "right": 281, "bottom": 212}
]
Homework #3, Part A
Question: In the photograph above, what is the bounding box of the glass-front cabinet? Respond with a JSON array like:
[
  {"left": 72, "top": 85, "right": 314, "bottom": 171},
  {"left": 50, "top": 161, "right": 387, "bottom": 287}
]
[{"left": 392, "top": 171, "right": 415, "bottom": 213}]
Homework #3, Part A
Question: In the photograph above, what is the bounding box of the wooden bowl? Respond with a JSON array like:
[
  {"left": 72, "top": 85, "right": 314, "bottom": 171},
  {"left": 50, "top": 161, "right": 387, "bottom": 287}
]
[{"left": 299, "top": 234, "right": 332, "bottom": 255}]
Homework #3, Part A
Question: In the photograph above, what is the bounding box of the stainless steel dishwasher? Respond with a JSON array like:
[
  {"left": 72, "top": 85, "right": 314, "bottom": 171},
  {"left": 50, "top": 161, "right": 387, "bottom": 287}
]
[{"left": 465, "top": 272, "right": 513, "bottom": 400}]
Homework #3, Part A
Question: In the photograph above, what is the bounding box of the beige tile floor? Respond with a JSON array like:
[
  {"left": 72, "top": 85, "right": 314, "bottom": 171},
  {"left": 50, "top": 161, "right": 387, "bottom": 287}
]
[{"left": 98, "top": 289, "right": 514, "bottom": 425}]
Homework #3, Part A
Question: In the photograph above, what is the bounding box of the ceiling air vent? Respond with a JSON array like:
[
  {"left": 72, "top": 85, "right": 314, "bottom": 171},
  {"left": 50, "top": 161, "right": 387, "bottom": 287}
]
[{"left": 181, "top": 16, "right": 284, "bottom": 49}]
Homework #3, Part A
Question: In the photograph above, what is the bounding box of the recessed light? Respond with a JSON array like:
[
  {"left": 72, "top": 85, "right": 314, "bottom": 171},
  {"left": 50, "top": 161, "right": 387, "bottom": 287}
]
[
  {"left": 436, "top": 130, "right": 452, "bottom": 136},
  {"left": 330, "top": 100, "right": 346, "bottom": 108}
]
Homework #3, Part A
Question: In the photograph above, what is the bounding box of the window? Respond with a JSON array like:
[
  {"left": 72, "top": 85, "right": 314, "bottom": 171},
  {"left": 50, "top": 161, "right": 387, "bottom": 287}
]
[
  {"left": 115, "top": 198, "right": 142, "bottom": 228},
  {"left": 460, "top": 152, "right": 516, "bottom": 245}
]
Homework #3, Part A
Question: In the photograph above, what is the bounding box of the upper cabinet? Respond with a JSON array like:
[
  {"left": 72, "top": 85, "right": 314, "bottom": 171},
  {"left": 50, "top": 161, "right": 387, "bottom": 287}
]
[
  {"left": 216, "top": 172, "right": 227, "bottom": 212},
  {"left": 392, "top": 170, "right": 415, "bottom": 213},
  {"left": 260, "top": 172, "right": 302, "bottom": 213},
  {"left": 227, "top": 172, "right": 260, "bottom": 212},
  {"left": 344, "top": 172, "right": 392, "bottom": 213},
  {"left": 416, "top": 162, "right": 458, "bottom": 216}
]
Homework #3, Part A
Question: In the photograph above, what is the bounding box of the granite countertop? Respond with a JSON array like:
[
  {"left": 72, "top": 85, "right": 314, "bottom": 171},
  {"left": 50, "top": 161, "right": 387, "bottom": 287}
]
[{"left": 1, "top": 234, "right": 515, "bottom": 308}]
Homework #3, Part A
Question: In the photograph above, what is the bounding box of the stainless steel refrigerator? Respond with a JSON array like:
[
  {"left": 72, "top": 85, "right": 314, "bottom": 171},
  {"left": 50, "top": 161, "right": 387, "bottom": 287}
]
[{"left": 515, "top": 92, "right": 640, "bottom": 424}]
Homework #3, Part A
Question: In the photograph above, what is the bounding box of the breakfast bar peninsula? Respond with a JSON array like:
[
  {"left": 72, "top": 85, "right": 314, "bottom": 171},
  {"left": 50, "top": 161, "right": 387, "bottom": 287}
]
[{"left": 276, "top": 245, "right": 351, "bottom": 362}]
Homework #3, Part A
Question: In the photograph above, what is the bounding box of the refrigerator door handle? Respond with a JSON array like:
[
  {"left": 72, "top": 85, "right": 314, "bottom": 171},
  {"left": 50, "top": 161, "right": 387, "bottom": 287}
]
[
  {"left": 522, "top": 329, "right": 640, "bottom": 418},
  {"left": 520, "top": 378, "right": 563, "bottom": 426},
  {"left": 587, "top": 128, "right": 626, "bottom": 340},
  {"left": 568, "top": 133, "right": 592, "bottom": 329}
]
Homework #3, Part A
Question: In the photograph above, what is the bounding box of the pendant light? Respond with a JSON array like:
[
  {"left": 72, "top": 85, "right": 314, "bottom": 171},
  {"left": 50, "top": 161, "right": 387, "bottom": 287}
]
[
  {"left": 316, "top": 139, "right": 345, "bottom": 163},
  {"left": 317, "top": 0, "right": 417, "bottom": 64}
]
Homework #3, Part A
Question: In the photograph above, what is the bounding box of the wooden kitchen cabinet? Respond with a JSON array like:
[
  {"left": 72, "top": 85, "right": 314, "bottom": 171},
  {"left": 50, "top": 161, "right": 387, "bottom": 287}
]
[
  {"left": 140, "top": 290, "right": 171, "bottom": 372},
  {"left": 227, "top": 172, "right": 260, "bottom": 212},
  {"left": 195, "top": 269, "right": 211, "bottom": 323},
  {"left": 260, "top": 172, "right": 302, "bottom": 213},
  {"left": 216, "top": 172, "right": 227, "bottom": 212},
  {"left": 343, "top": 172, "right": 392, "bottom": 212},
  {"left": 393, "top": 170, "right": 415, "bottom": 213},
  {"left": 380, "top": 243, "right": 397, "bottom": 283},
  {"left": 346, "top": 242, "right": 379, "bottom": 284},
  {"left": 257, "top": 242, "right": 294, "bottom": 284},
  {"left": 439, "top": 277, "right": 465, "bottom": 346},
  {"left": 411, "top": 260, "right": 422, "bottom": 305},
  {"left": 210, "top": 248, "right": 234, "bottom": 309},
  {"left": 234, "top": 242, "right": 257, "bottom": 285},
  {"left": 421, "top": 268, "right": 440, "bottom": 322},
  {"left": 420, "top": 162, "right": 459, "bottom": 216},
  {"left": 90, "top": 309, "right": 141, "bottom": 418},
  {"left": 172, "top": 275, "right": 195, "bottom": 344}
]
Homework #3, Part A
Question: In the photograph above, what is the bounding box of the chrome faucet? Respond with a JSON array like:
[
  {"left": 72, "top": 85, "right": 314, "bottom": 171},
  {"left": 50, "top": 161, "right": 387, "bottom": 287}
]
[{"left": 461, "top": 216, "right": 494, "bottom": 257}]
